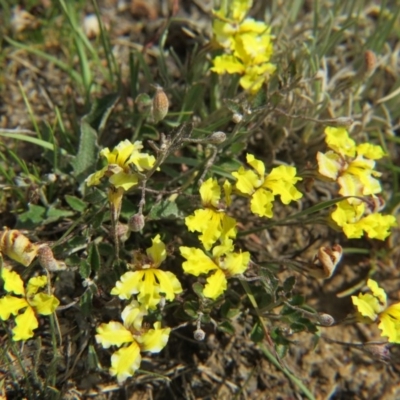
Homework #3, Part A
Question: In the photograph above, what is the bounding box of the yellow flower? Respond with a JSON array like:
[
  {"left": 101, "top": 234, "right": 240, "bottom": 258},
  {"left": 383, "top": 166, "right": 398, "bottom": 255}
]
[
  {"left": 185, "top": 178, "right": 237, "bottom": 250},
  {"left": 96, "top": 306, "right": 170, "bottom": 383},
  {"left": 232, "top": 154, "right": 302, "bottom": 218},
  {"left": 180, "top": 245, "right": 250, "bottom": 300},
  {"left": 211, "top": 0, "right": 275, "bottom": 94},
  {"left": 317, "top": 127, "right": 385, "bottom": 201},
  {"left": 0, "top": 268, "right": 59, "bottom": 341},
  {"left": 86, "top": 139, "right": 155, "bottom": 191},
  {"left": 352, "top": 279, "right": 400, "bottom": 343},
  {"left": 111, "top": 235, "right": 182, "bottom": 309},
  {"left": 331, "top": 200, "right": 396, "bottom": 240}
]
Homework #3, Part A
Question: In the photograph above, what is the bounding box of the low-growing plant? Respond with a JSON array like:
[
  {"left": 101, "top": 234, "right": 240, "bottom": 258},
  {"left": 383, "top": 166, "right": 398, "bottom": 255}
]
[{"left": 0, "top": 0, "right": 399, "bottom": 399}]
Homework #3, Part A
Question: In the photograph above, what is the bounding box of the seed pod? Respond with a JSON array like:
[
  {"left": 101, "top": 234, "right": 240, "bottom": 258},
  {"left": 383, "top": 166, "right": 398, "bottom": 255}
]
[
  {"left": 208, "top": 131, "right": 226, "bottom": 144},
  {"left": 128, "top": 213, "right": 145, "bottom": 232},
  {"left": 0, "top": 228, "right": 38, "bottom": 266},
  {"left": 193, "top": 328, "right": 206, "bottom": 341},
  {"left": 37, "top": 245, "right": 67, "bottom": 271},
  {"left": 152, "top": 87, "right": 169, "bottom": 123},
  {"left": 318, "top": 313, "right": 335, "bottom": 326}
]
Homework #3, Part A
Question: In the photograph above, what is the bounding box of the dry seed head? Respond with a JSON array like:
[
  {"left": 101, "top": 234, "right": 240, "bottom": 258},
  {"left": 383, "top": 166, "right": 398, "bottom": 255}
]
[
  {"left": 128, "top": 213, "right": 145, "bottom": 232},
  {"left": 152, "top": 87, "right": 169, "bottom": 123},
  {"left": 0, "top": 228, "right": 38, "bottom": 266},
  {"left": 208, "top": 131, "right": 226, "bottom": 144},
  {"left": 194, "top": 328, "right": 206, "bottom": 341}
]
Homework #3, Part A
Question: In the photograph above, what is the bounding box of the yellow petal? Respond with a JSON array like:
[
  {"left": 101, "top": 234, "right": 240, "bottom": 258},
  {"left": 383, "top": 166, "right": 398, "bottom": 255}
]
[
  {"left": 153, "top": 270, "right": 183, "bottom": 301},
  {"left": 203, "top": 269, "right": 227, "bottom": 299},
  {"left": 121, "top": 301, "right": 147, "bottom": 331},
  {"left": 250, "top": 188, "right": 274, "bottom": 218},
  {"left": 199, "top": 178, "right": 221, "bottom": 208},
  {"left": 96, "top": 321, "right": 134, "bottom": 348},
  {"left": 232, "top": 166, "right": 260, "bottom": 194},
  {"left": 0, "top": 295, "right": 29, "bottom": 320},
  {"left": 180, "top": 247, "right": 218, "bottom": 276},
  {"left": 109, "top": 171, "right": 139, "bottom": 191},
  {"left": 110, "top": 342, "right": 141, "bottom": 383},
  {"left": 26, "top": 275, "right": 48, "bottom": 296},
  {"left": 223, "top": 251, "right": 250, "bottom": 276},
  {"left": 30, "top": 293, "right": 59, "bottom": 315},
  {"left": 356, "top": 143, "right": 385, "bottom": 160},
  {"left": 12, "top": 306, "right": 38, "bottom": 341},
  {"left": 324, "top": 126, "right": 356, "bottom": 157},
  {"left": 138, "top": 322, "right": 170, "bottom": 353},
  {"left": 111, "top": 271, "right": 142, "bottom": 300},
  {"left": 1, "top": 268, "right": 25, "bottom": 295},
  {"left": 146, "top": 235, "right": 167, "bottom": 266},
  {"left": 316, "top": 151, "right": 342, "bottom": 180}
]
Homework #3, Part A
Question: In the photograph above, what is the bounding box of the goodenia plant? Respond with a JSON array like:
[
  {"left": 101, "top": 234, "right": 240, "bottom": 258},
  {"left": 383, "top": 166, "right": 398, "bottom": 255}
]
[{"left": 0, "top": 0, "right": 398, "bottom": 392}]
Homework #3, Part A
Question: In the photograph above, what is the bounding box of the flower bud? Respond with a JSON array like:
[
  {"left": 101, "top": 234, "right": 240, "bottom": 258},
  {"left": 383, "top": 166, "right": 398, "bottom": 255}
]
[
  {"left": 232, "top": 112, "right": 243, "bottom": 123},
  {"left": 152, "top": 87, "right": 169, "bottom": 123},
  {"left": 317, "top": 313, "right": 335, "bottom": 326},
  {"left": 116, "top": 223, "right": 130, "bottom": 243},
  {"left": 208, "top": 131, "right": 226, "bottom": 144},
  {"left": 194, "top": 328, "right": 206, "bottom": 341},
  {"left": 37, "top": 245, "right": 67, "bottom": 271},
  {"left": 128, "top": 213, "right": 145, "bottom": 232},
  {"left": 135, "top": 93, "right": 152, "bottom": 113}
]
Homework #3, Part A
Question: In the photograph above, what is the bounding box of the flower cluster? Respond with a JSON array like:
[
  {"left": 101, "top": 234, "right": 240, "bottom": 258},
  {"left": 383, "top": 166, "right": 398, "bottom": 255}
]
[
  {"left": 180, "top": 178, "right": 250, "bottom": 300},
  {"left": 97, "top": 235, "right": 181, "bottom": 382},
  {"left": 86, "top": 139, "right": 155, "bottom": 220},
  {"left": 317, "top": 127, "right": 396, "bottom": 240},
  {"left": 0, "top": 268, "right": 59, "bottom": 341},
  {"left": 352, "top": 279, "right": 400, "bottom": 343},
  {"left": 232, "top": 153, "right": 303, "bottom": 218},
  {"left": 96, "top": 301, "right": 170, "bottom": 383},
  {"left": 211, "top": 0, "right": 276, "bottom": 94},
  {"left": 184, "top": 178, "right": 236, "bottom": 250}
]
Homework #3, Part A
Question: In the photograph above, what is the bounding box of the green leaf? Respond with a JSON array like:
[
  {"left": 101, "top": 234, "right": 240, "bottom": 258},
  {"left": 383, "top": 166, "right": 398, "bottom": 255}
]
[
  {"left": 16, "top": 204, "right": 46, "bottom": 229},
  {"left": 45, "top": 207, "right": 74, "bottom": 224},
  {"left": 183, "top": 300, "right": 198, "bottom": 319},
  {"left": 148, "top": 200, "right": 181, "bottom": 220},
  {"left": 80, "top": 259, "right": 91, "bottom": 279},
  {"left": 88, "top": 242, "right": 101, "bottom": 272},
  {"left": 290, "top": 295, "right": 305, "bottom": 306},
  {"left": 283, "top": 276, "right": 296, "bottom": 293},
  {"left": 192, "top": 282, "right": 204, "bottom": 298},
  {"left": 84, "top": 93, "right": 119, "bottom": 134},
  {"left": 80, "top": 288, "right": 94, "bottom": 317},
  {"left": 65, "top": 195, "right": 87, "bottom": 212},
  {"left": 250, "top": 321, "right": 265, "bottom": 343},
  {"left": 72, "top": 120, "right": 99, "bottom": 184},
  {"left": 218, "top": 321, "right": 235, "bottom": 335}
]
